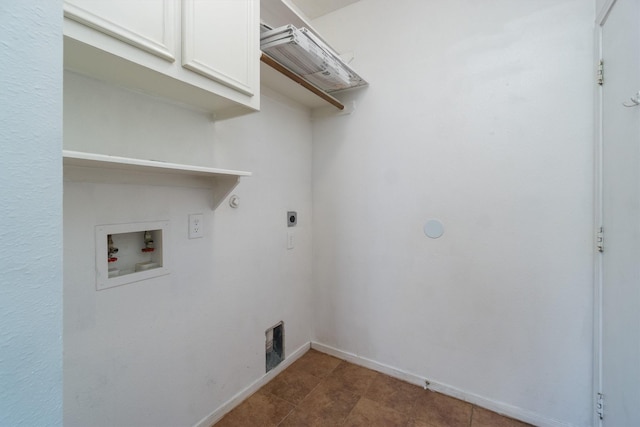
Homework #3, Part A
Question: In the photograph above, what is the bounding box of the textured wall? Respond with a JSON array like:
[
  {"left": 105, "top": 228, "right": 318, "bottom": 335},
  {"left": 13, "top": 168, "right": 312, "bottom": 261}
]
[
  {"left": 311, "top": 1, "right": 594, "bottom": 425},
  {"left": 0, "top": 2, "right": 63, "bottom": 426}
]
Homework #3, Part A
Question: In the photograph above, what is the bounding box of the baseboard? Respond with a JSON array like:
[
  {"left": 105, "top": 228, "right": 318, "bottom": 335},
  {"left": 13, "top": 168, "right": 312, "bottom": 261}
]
[
  {"left": 194, "top": 341, "right": 311, "bottom": 427},
  {"left": 311, "top": 342, "right": 573, "bottom": 427}
]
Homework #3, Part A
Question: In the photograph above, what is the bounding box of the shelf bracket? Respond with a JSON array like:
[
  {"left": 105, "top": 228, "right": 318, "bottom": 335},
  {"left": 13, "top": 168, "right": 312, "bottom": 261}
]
[{"left": 211, "top": 176, "right": 242, "bottom": 210}]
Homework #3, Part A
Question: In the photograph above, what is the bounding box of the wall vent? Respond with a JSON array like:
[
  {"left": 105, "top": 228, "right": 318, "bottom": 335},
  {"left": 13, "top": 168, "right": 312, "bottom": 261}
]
[{"left": 266, "top": 321, "right": 284, "bottom": 373}]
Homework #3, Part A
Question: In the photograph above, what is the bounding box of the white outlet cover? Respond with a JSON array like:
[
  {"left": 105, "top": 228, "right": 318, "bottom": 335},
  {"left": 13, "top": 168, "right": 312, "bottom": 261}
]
[
  {"left": 287, "top": 230, "right": 294, "bottom": 250},
  {"left": 189, "top": 214, "right": 204, "bottom": 239}
]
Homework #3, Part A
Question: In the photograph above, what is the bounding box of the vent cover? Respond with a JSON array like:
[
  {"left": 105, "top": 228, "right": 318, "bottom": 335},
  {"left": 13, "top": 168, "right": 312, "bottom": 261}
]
[{"left": 266, "top": 321, "right": 284, "bottom": 372}]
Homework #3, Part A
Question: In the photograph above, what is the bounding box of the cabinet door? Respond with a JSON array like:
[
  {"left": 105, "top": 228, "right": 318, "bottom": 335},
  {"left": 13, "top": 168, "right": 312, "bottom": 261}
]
[
  {"left": 182, "top": 0, "right": 258, "bottom": 96},
  {"left": 64, "top": 0, "right": 176, "bottom": 62}
]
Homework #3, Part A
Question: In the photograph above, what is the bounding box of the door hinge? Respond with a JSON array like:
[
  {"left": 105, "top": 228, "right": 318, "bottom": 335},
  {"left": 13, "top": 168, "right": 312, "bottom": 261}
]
[
  {"left": 597, "top": 227, "right": 604, "bottom": 253},
  {"left": 597, "top": 392, "right": 604, "bottom": 420},
  {"left": 597, "top": 60, "right": 604, "bottom": 86}
]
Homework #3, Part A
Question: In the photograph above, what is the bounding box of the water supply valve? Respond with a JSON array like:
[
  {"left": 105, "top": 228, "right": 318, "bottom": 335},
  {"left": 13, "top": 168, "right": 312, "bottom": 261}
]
[
  {"left": 107, "top": 234, "right": 118, "bottom": 262},
  {"left": 141, "top": 230, "right": 155, "bottom": 253}
]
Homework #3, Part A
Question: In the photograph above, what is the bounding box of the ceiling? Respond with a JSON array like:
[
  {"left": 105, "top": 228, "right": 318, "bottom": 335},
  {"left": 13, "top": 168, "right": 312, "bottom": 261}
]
[{"left": 290, "top": 0, "right": 360, "bottom": 19}]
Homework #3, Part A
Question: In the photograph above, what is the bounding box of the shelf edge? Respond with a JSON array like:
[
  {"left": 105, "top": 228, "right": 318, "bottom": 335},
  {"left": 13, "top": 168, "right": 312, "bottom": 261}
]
[{"left": 63, "top": 150, "right": 252, "bottom": 177}]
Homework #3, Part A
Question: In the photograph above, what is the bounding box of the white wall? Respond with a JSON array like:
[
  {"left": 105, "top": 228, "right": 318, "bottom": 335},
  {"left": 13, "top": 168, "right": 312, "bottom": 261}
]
[
  {"left": 311, "top": 1, "right": 594, "bottom": 426},
  {"left": 596, "top": 0, "right": 608, "bottom": 17},
  {"left": 0, "top": 2, "right": 63, "bottom": 426},
  {"left": 63, "top": 73, "right": 313, "bottom": 426}
]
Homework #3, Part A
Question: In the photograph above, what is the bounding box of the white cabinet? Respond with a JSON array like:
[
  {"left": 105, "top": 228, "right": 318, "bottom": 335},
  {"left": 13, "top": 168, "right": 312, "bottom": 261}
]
[
  {"left": 64, "top": 0, "right": 260, "bottom": 117},
  {"left": 64, "top": 0, "right": 177, "bottom": 62},
  {"left": 182, "top": 0, "right": 257, "bottom": 97}
]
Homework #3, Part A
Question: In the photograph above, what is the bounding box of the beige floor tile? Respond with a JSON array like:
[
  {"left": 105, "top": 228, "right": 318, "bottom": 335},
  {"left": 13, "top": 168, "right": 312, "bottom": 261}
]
[
  {"left": 262, "top": 366, "right": 321, "bottom": 405},
  {"left": 278, "top": 382, "right": 360, "bottom": 427},
  {"left": 407, "top": 419, "right": 437, "bottom": 427},
  {"left": 412, "top": 390, "right": 472, "bottom": 427},
  {"left": 471, "top": 406, "right": 532, "bottom": 427},
  {"left": 214, "top": 391, "right": 293, "bottom": 427},
  {"left": 214, "top": 350, "right": 531, "bottom": 427},
  {"left": 365, "top": 373, "right": 422, "bottom": 415},
  {"left": 321, "top": 361, "right": 379, "bottom": 396},
  {"left": 343, "top": 397, "right": 409, "bottom": 427},
  {"left": 287, "top": 349, "right": 342, "bottom": 379}
]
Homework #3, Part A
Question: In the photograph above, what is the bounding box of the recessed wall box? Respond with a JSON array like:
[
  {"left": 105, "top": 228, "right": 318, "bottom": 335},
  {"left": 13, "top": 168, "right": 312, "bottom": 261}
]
[
  {"left": 95, "top": 221, "right": 170, "bottom": 290},
  {"left": 287, "top": 211, "right": 297, "bottom": 227}
]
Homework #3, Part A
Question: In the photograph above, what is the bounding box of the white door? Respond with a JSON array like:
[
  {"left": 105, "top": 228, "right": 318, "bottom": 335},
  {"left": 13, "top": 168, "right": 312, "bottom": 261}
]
[{"left": 600, "top": 0, "right": 640, "bottom": 425}]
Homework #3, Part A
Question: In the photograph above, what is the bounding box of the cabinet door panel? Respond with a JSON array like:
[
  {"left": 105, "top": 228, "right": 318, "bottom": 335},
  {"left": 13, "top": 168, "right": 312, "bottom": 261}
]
[
  {"left": 182, "top": 0, "right": 257, "bottom": 96},
  {"left": 64, "top": 0, "right": 176, "bottom": 62}
]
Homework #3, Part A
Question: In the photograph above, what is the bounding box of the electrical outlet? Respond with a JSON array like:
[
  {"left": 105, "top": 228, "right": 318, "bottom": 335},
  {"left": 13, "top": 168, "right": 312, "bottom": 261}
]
[
  {"left": 287, "top": 230, "right": 294, "bottom": 250},
  {"left": 188, "top": 214, "right": 204, "bottom": 239}
]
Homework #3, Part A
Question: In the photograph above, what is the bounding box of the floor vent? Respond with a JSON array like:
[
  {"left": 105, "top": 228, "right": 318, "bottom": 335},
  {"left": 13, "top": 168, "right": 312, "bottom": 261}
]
[{"left": 266, "top": 321, "right": 284, "bottom": 373}]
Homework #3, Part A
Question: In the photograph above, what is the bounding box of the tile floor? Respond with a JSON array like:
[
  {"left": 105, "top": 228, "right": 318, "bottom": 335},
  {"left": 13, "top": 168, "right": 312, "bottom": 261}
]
[{"left": 214, "top": 349, "right": 532, "bottom": 427}]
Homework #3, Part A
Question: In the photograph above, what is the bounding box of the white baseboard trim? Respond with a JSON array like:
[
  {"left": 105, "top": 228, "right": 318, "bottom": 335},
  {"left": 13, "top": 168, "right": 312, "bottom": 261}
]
[
  {"left": 311, "top": 341, "right": 573, "bottom": 427},
  {"left": 194, "top": 342, "right": 311, "bottom": 427}
]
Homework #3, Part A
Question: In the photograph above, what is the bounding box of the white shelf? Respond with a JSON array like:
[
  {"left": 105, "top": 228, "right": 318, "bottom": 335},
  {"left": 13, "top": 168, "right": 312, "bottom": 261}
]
[
  {"left": 63, "top": 150, "right": 251, "bottom": 209},
  {"left": 63, "top": 150, "right": 251, "bottom": 178},
  {"left": 260, "top": 0, "right": 367, "bottom": 110}
]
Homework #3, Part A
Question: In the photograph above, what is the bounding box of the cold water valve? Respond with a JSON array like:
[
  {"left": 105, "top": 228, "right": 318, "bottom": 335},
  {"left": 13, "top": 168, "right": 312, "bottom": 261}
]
[
  {"left": 141, "top": 230, "right": 155, "bottom": 253},
  {"left": 107, "top": 234, "right": 118, "bottom": 263}
]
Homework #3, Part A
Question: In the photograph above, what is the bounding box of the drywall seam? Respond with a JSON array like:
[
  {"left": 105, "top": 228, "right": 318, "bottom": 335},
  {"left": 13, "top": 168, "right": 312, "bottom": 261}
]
[
  {"left": 193, "top": 341, "right": 311, "bottom": 427},
  {"left": 311, "top": 342, "right": 574, "bottom": 427}
]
